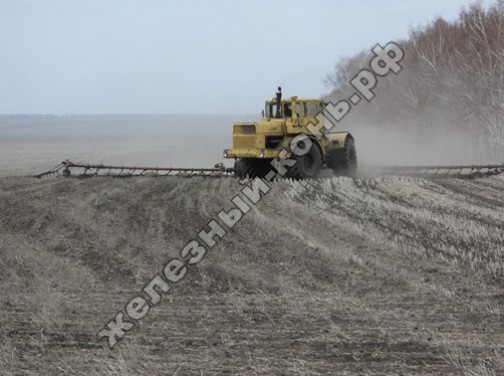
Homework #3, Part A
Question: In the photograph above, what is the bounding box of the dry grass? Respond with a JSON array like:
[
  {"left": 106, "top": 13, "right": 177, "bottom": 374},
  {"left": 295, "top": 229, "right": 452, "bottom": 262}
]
[{"left": 1, "top": 174, "right": 504, "bottom": 374}]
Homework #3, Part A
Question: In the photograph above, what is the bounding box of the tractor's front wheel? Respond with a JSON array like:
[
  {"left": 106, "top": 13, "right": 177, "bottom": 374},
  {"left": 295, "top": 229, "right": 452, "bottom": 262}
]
[
  {"left": 234, "top": 158, "right": 271, "bottom": 178},
  {"left": 285, "top": 143, "right": 322, "bottom": 179}
]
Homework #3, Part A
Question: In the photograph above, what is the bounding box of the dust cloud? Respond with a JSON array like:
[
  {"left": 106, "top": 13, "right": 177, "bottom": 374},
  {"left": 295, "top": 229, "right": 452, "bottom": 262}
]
[{"left": 350, "top": 121, "right": 502, "bottom": 174}]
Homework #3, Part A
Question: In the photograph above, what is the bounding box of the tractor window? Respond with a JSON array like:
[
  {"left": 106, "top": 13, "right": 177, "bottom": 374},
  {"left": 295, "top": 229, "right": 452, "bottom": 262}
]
[
  {"left": 265, "top": 104, "right": 278, "bottom": 118},
  {"left": 307, "top": 103, "right": 319, "bottom": 116},
  {"left": 296, "top": 103, "right": 304, "bottom": 117}
]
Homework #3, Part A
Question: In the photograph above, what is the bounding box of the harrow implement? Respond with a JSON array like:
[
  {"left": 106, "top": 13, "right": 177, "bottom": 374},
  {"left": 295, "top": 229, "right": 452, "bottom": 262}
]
[
  {"left": 35, "top": 160, "right": 235, "bottom": 178},
  {"left": 378, "top": 164, "right": 504, "bottom": 178}
]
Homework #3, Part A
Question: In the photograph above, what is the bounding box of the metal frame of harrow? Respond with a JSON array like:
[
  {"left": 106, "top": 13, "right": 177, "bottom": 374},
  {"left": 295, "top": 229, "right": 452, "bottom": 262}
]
[
  {"left": 379, "top": 164, "right": 504, "bottom": 178},
  {"left": 36, "top": 160, "right": 235, "bottom": 178}
]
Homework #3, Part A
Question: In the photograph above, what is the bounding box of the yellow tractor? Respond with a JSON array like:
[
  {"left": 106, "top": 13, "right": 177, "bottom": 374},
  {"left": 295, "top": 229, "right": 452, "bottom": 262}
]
[{"left": 224, "top": 88, "right": 357, "bottom": 179}]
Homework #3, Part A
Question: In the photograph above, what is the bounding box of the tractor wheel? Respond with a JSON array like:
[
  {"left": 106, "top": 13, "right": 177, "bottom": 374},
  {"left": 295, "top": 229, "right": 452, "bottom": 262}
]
[
  {"left": 285, "top": 143, "right": 322, "bottom": 179},
  {"left": 234, "top": 158, "right": 271, "bottom": 179},
  {"left": 327, "top": 137, "right": 357, "bottom": 177}
]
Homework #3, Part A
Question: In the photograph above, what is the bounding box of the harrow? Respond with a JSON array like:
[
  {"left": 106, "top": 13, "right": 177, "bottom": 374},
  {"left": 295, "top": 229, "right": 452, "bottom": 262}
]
[
  {"left": 35, "top": 160, "right": 235, "bottom": 178},
  {"left": 377, "top": 164, "right": 504, "bottom": 178},
  {"left": 35, "top": 160, "right": 504, "bottom": 179}
]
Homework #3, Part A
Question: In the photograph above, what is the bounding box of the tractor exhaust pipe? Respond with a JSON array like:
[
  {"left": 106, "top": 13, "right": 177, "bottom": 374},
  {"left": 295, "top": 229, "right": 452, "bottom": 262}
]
[{"left": 275, "top": 86, "right": 282, "bottom": 118}]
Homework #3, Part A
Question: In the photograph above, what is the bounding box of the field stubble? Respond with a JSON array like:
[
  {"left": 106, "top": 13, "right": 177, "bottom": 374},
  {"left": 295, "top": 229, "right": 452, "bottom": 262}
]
[{"left": 1, "top": 174, "right": 504, "bottom": 375}]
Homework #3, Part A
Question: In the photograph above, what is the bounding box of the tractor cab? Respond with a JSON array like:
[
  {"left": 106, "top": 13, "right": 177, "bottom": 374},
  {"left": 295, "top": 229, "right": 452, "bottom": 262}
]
[{"left": 263, "top": 98, "right": 323, "bottom": 121}]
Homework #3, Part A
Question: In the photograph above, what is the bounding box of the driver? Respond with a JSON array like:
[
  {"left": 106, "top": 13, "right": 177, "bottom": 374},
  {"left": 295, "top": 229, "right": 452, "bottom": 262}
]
[{"left": 284, "top": 104, "right": 292, "bottom": 117}]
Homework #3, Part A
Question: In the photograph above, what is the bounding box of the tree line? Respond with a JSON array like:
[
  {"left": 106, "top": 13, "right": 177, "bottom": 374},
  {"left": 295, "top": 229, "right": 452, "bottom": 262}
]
[{"left": 325, "top": 0, "right": 504, "bottom": 159}]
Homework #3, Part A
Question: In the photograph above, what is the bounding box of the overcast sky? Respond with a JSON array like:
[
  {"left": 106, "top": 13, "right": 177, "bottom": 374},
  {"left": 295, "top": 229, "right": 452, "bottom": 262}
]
[{"left": 0, "top": 0, "right": 489, "bottom": 114}]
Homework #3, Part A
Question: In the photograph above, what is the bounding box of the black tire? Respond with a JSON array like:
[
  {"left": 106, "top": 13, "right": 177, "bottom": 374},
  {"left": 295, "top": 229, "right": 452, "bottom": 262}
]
[
  {"left": 234, "top": 158, "right": 271, "bottom": 178},
  {"left": 327, "top": 137, "right": 357, "bottom": 177},
  {"left": 285, "top": 142, "right": 322, "bottom": 179}
]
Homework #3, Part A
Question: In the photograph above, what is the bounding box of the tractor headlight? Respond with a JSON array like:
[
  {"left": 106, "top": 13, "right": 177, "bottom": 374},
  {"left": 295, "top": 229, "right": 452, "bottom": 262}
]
[
  {"left": 259, "top": 150, "right": 265, "bottom": 158},
  {"left": 223, "top": 149, "right": 229, "bottom": 158}
]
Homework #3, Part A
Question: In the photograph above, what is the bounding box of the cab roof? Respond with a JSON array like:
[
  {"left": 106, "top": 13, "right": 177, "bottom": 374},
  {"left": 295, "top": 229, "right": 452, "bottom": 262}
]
[{"left": 265, "top": 98, "right": 322, "bottom": 104}]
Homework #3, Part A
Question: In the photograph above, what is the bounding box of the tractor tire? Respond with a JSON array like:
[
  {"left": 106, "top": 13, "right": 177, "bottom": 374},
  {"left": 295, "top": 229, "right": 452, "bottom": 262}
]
[
  {"left": 285, "top": 143, "right": 322, "bottom": 179},
  {"left": 327, "top": 137, "right": 357, "bottom": 177},
  {"left": 234, "top": 158, "right": 271, "bottom": 179}
]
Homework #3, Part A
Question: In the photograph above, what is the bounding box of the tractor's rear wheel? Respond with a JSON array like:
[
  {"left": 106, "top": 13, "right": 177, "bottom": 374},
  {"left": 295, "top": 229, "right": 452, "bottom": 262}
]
[
  {"left": 285, "top": 143, "right": 322, "bottom": 179},
  {"left": 327, "top": 137, "right": 357, "bottom": 177},
  {"left": 234, "top": 158, "right": 271, "bottom": 178}
]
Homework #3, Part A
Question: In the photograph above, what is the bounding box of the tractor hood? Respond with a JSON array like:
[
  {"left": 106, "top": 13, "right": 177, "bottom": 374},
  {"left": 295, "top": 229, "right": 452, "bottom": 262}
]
[{"left": 233, "top": 118, "right": 286, "bottom": 135}]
